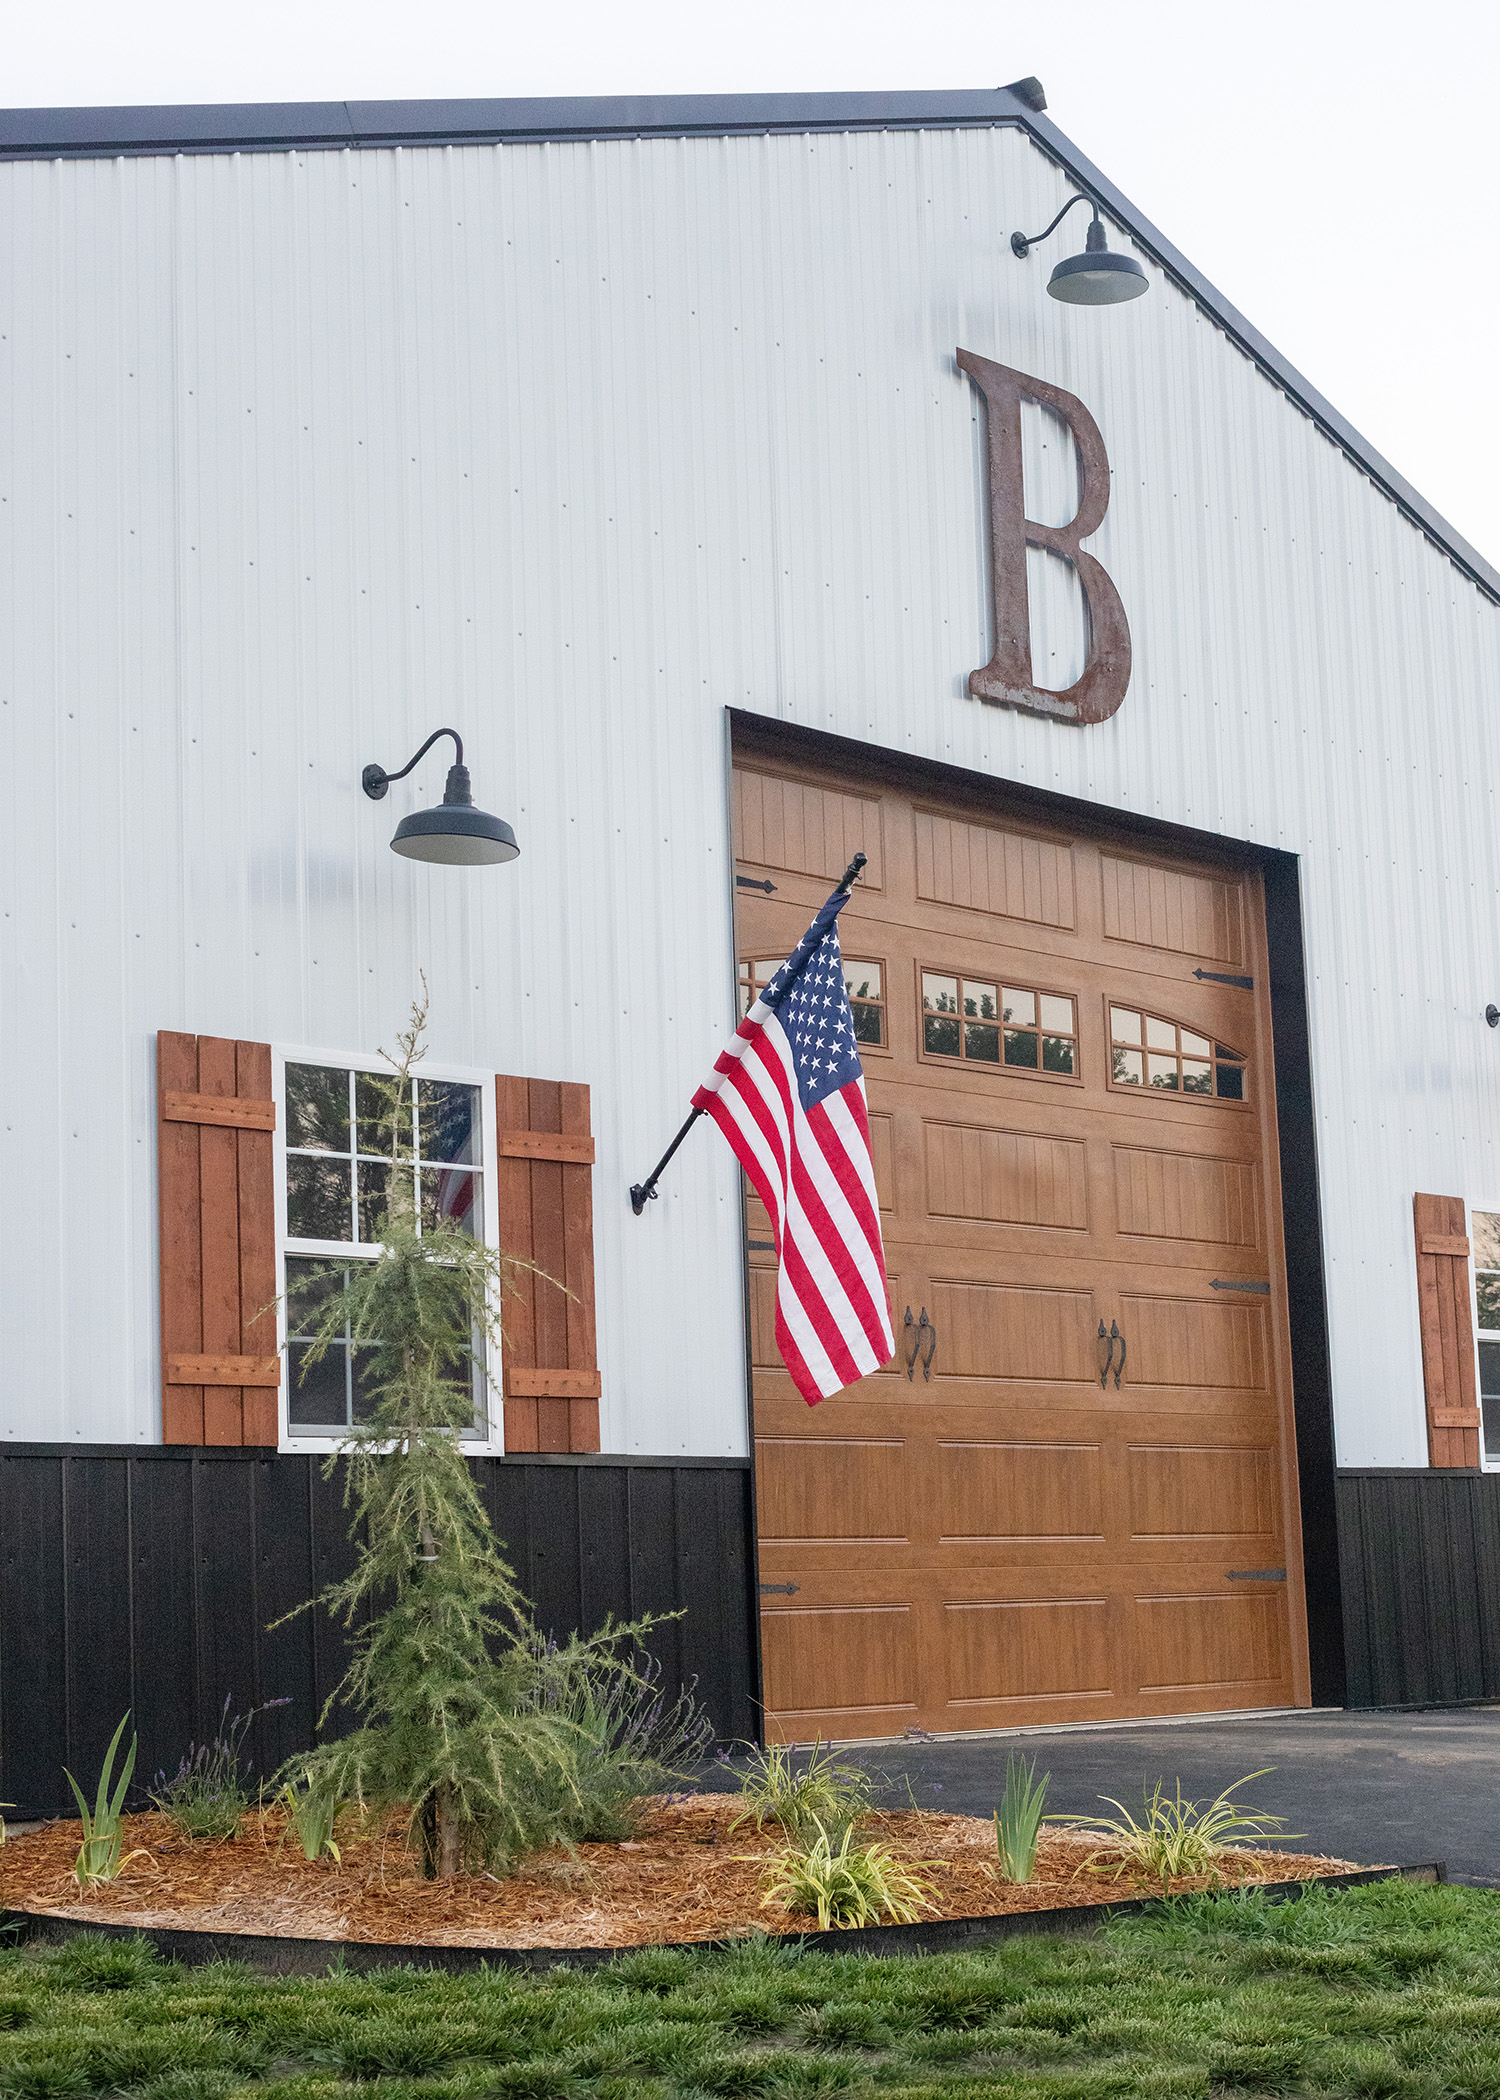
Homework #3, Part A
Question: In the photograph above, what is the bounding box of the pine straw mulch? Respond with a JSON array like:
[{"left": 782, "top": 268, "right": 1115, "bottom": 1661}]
[{"left": 0, "top": 1796, "right": 1368, "bottom": 1951}]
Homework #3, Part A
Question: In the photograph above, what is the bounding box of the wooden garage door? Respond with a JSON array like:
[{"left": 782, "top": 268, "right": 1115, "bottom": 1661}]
[{"left": 735, "top": 753, "right": 1310, "bottom": 1740}]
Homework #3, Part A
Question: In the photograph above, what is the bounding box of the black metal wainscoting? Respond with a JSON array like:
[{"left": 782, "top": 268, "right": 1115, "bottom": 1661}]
[
  {"left": 1337, "top": 1469, "right": 1500, "bottom": 1707},
  {"left": 0, "top": 1448, "right": 758, "bottom": 1822}
]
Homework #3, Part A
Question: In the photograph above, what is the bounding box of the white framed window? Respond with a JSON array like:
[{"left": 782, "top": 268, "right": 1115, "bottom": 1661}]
[
  {"left": 1470, "top": 1203, "right": 1500, "bottom": 1470},
  {"left": 273, "top": 1046, "right": 504, "bottom": 1455}
]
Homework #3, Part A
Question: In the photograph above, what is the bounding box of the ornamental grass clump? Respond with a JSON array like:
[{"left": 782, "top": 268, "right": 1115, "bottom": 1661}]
[
  {"left": 1054, "top": 1768, "right": 1300, "bottom": 1899},
  {"left": 65, "top": 1714, "right": 148, "bottom": 1888},
  {"left": 276, "top": 991, "right": 706, "bottom": 1880},
  {"left": 279, "top": 1777, "right": 344, "bottom": 1864},
  {"left": 993, "top": 1750, "right": 1050, "bottom": 1884},
  {"left": 757, "top": 1817, "right": 940, "bottom": 1930},
  {"left": 730, "top": 1738, "right": 876, "bottom": 1843}
]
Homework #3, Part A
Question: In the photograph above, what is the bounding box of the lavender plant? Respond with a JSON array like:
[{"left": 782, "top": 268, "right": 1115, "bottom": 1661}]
[
  {"left": 149, "top": 1696, "right": 290, "bottom": 1841},
  {"left": 524, "top": 1625, "right": 714, "bottom": 1840}
]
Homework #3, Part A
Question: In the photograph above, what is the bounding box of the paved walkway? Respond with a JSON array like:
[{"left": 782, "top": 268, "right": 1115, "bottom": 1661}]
[{"left": 704, "top": 1709, "right": 1500, "bottom": 1887}]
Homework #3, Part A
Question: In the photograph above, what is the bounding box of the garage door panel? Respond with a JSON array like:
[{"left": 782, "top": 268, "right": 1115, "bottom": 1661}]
[
  {"left": 933, "top": 1280, "right": 1100, "bottom": 1382},
  {"left": 936, "top": 1440, "right": 1105, "bottom": 1543},
  {"left": 913, "top": 806, "right": 1075, "bottom": 930},
  {"left": 1128, "top": 1443, "right": 1278, "bottom": 1540},
  {"left": 757, "top": 1437, "right": 910, "bottom": 1544},
  {"left": 1099, "top": 852, "right": 1242, "bottom": 964},
  {"left": 1113, "top": 1144, "right": 1261, "bottom": 1249},
  {"left": 1134, "top": 1591, "right": 1287, "bottom": 1693},
  {"left": 760, "top": 1604, "right": 916, "bottom": 1719},
  {"left": 944, "top": 1597, "right": 1114, "bottom": 1705},
  {"left": 735, "top": 767, "right": 885, "bottom": 889},
  {"left": 1120, "top": 1293, "right": 1267, "bottom": 1391},
  {"left": 925, "top": 1119, "right": 1089, "bottom": 1229}
]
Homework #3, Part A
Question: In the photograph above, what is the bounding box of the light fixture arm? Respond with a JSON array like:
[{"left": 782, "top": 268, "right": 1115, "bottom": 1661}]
[
  {"left": 1011, "top": 192, "right": 1098, "bottom": 260},
  {"left": 363, "top": 727, "right": 466, "bottom": 802}
]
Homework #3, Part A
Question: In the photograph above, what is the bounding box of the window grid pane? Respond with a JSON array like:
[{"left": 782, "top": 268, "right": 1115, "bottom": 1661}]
[
  {"left": 1110, "top": 1006, "right": 1246, "bottom": 1101},
  {"left": 925, "top": 975, "right": 1074, "bottom": 1075}
]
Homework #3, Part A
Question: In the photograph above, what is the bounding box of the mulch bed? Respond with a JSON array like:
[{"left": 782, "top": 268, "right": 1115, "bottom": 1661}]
[{"left": 0, "top": 1796, "right": 1367, "bottom": 1950}]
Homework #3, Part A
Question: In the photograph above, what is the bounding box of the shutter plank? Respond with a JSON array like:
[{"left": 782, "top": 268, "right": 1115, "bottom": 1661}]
[
  {"left": 529, "top": 1079, "right": 570, "bottom": 1374},
  {"left": 237, "top": 1040, "right": 279, "bottom": 1447},
  {"left": 559, "top": 1081, "right": 600, "bottom": 1453},
  {"left": 1442, "top": 1194, "right": 1481, "bottom": 1466},
  {"left": 197, "top": 1038, "right": 244, "bottom": 1446},
  {"left": 158, "top": 1033, "right": 205, "bottom": 1445},
  {"left": 495, "top": 1074, "right": 539, "bottom": 1452}
]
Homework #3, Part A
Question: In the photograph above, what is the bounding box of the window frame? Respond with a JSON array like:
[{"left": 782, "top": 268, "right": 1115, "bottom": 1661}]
[
  {"left": 915, "top": 961, "right": 1082, "bottom": 1085},
  {"left": 272, "top": 1043, "right": 504, "bottom": 1456},
  {"left": 1102, "top": 996, "right": 1250, "bottom": 1108},
  {"left": 738, "top": 951, "right": 892, "bottom": 1058},
  {"left": 1468, "top": 1197, "right": 1500, "bottom": 1473}
]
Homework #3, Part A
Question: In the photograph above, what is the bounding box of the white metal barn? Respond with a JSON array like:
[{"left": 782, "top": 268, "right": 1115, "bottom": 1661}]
[{"left": 2, "top": 82, "right": 1497, "bottom": 1803}]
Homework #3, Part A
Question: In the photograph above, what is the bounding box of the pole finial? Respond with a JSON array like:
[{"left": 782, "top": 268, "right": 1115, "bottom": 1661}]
[{"left": 836, "top": 852, "right": 868, "bottom": 894}]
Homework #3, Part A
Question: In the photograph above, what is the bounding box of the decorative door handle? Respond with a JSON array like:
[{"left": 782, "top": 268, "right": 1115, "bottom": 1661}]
[
  {"left": 1110, "top": 1319, "right": 1125, "bottom": 1390},
  {"left": 1098, "top": 1318, "right": 1113, "bottom": 1389},
  {"left": 903, "top": 1305, "right": 919, "bottom": 1380},
  {"left": 918, "top": 1308, "right": 937, "bottom": 1382}
]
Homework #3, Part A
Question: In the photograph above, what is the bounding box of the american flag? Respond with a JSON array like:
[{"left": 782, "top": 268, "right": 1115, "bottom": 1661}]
[{"left": 693, "top": 885, "right": 895, "bottom": 1405}]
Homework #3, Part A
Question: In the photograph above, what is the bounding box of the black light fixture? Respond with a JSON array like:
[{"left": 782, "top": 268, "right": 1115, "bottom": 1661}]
[
  {"left": 361, "top": 727, "right": 519, "bottom": 867},
  {"left": 1011, "top": 192, "right": 1149, "bottom": 306}
]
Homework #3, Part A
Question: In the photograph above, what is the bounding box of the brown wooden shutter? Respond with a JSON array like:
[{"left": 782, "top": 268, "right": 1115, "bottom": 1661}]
[
  {"left": 1413, "top": 1192, "right": 1482, "bottom": 1467},
  {"left": 157, "top": 1032, "right": 279, "bottom": 1448},
  {"left": 494, "top": 1076, "right": 601, "bottom": 1453}
]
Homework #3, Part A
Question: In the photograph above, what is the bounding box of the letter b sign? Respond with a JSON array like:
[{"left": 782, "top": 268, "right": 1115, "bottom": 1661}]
[{"left": 958, "top": 348, "right": 1131, "bottom": 726}]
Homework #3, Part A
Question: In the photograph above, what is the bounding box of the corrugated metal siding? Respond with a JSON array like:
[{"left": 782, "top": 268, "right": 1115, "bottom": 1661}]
[
  {"left": 1, "top": 125, "right": 1497, "bottom": 1459},
  {"left": 1337, "top": 1471, "right": 1500, "bottom": 1707},
  {"left": 0, "top": 1449, "right": 757, "bottom": 1818}
]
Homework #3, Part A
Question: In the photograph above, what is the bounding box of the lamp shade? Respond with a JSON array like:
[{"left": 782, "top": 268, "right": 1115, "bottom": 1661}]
[
  {"left": 391, "top": 802, "right": 519, "bottom": 865},
  {"left": 1047, "top": 217, "right": 1149, "bottom": 306},
  {"left": 383, "top": 757, "right": 518, "bottom": 866}
]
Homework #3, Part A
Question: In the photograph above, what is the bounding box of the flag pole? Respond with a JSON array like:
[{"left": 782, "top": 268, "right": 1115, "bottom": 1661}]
[{"left": 628, "top": 852, "right": 867, "bottom": 1215}]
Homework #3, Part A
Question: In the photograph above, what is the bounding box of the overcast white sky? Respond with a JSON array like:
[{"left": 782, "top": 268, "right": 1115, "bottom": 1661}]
[{"left": 8, "top": 0, "right": 1498, "bottom": 566}]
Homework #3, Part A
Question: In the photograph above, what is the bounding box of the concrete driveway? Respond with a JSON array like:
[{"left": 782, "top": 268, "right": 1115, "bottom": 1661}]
[{"left": 706, "top": 1709, "right": 1500, "bottom": 1887}]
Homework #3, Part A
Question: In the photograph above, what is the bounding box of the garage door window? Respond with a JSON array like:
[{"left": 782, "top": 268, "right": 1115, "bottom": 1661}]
[{"left": 1110, "top": 1005, "right": 1245, "bottom": 1100}]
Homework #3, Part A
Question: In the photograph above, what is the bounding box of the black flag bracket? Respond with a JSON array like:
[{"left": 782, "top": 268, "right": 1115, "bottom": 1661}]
[{"left": 628, "top": 853, "right": 868, "bottom": 1215}]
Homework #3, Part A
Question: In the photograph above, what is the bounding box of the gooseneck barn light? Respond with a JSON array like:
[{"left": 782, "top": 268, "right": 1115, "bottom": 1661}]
[
  {"left": 1011, "top": 192, "right": 1149, "bottom": 306},
  {"left": 362, "top": 728, "right": 519, "bottom": 866}
]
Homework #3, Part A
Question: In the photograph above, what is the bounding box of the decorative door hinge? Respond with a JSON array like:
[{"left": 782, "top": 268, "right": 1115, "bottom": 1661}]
[
  {"left": 758, "top": 1581, "right": 801, "bottom": 1596},
  {"left": 1193, "top": 967, "right": 1254, "bottom": 990}
]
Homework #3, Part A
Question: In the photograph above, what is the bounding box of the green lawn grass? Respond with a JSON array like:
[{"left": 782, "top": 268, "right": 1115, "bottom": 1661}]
[{"left": 4, "top": 1877, "right": 1500, "bottom": 2098}]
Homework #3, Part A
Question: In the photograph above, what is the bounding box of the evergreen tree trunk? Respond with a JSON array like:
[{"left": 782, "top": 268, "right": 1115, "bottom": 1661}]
[{"left": 436, "top": 1782, "right": 462, "bottom": 1880}]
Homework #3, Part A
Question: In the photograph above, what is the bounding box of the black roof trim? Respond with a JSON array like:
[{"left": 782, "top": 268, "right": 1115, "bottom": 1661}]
[
  {"left": 0, "top": 87, "right": 1036, "bottom": 157},
  {"left": 1, "top": 84, "right": 1494, "bottom": 602}
]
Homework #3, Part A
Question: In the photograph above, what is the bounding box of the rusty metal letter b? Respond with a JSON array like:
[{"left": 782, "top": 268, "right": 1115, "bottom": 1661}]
[{"left": 958, "top": 347, "right": 1131, "bottom": 726}]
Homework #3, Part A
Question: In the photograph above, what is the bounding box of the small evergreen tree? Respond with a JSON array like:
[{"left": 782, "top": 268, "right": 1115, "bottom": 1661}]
[{"left": 279, "top": 993, "right": 600, "bottom": 1878}]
